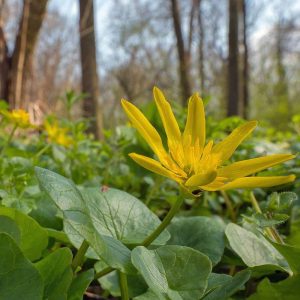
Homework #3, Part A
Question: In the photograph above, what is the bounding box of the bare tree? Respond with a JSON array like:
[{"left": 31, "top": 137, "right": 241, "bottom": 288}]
[
  {"left": 239, "top": 0, "right": 249, "bottom": 118},
  {"left": 0, "top": 0, "right": 9, "bottom": 100},
  {"left": 241, "top": 0, "right": 249, "bottom": 117},
  {"left": 196, "top": 0, "right": 205, "bottom": 93},
  {"left": 0, "top": 0, "right": 48, "bottom": 108},
  {"left": 227, "top": 0, "right": 239, "bottom": 116},
  {"left": 170, "top": 0, "right": 192, "bottom": 103},
  {"left": 79, "top": 0, "right": 103, "bottom": 139}
]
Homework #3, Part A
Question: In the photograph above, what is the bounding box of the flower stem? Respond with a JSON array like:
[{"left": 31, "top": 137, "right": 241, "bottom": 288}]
[
  {"left": 119, "top": 271, "right": 129, "bottom": 300},
  {"left": 94, "top": 266, "right": 114, "bottom": 279},
  {"left": 250, "top": 192, "right": 283, "bottom": 244},
  {"left": 1, "top": 124, "right": 18, "bottom": 154},
  {"left": 220, "top": 190, "right": 236, "bottom": 221},
  {"left": 72, "top": 240, "right": 89, "bottom": 271},
  {"left": 142, "top": 197, "right": 183, "bottom": 247},
  {"left": 34, "top": 143, "right": 51, "bottom": 158}
]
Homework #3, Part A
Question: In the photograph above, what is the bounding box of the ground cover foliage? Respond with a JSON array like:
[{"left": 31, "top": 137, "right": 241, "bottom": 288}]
[{"left": 0, "top": 97, "right": 299, "bottom": 300}]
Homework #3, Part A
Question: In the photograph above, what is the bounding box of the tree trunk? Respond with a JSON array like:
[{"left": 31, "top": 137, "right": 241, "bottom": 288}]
[
  {"left": 8, "top": 0, "right": 30, "bottom": 108},
  {"left": 79, "top": 0, "right": 103, "bottom": 139},
  {"left": 170, "top": 0, "right": 192, "bottom": 103},
  {"left": 197, "top": 0, "right": 205, "bottom": 93},
  {"left": 0, "top": 0, "right": 9, "bottom": 101},
  {"left": 240, "top": 0, "right": 249, "bottom": 118},
  {"left": 6, "top": 0, "right": 48, "bottom": 108},
  {"left": 227, "top": 0, "right": 239, "bottom": 116}
]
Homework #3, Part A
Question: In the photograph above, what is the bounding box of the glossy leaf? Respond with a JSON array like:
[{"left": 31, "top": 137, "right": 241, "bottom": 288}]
[
  {"left": 225, "top": 223, "right": 290, "bottom": 273},
  {"left": 67, "top": 269, "right": 95, "bottom": 300},
  {"left": 131, "top": 245, "right": 212, "bottom": 300},
  {"left": 0, "top": 206, "right": 48, "bottom": 261},
  {"left": 271, "top": 242, "right": 300, "bottom": 275},
  {"left": 35, "top": 248, "right": 73, "bottom": 300},
  {"left": 248, "top": 275, "right": 300, "bottom": 300},
  {"left": 202, "top": 270, "right": 251, "bottom": 300},
  {"left": 167, "top": 216, "right": 225, "bottom": 265},
  {"left": 0, "top": 233, "right": 44, "bottom": 300},
  {"left": 0, "top": 215, "right": 20, "bottom": 243},
  {"left": 84, "top": 187, "right": 170, "bottom": 245},
  {"left": 35, "top": 167, "right": 134, "bottom": 273}
]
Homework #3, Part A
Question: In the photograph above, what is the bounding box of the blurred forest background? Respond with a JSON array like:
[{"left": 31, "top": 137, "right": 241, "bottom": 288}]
[{"left": 0, "top": 0, "right": 299, "bottom": 138}]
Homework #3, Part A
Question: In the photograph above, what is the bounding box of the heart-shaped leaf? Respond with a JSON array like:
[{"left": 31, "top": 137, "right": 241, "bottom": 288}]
[
  {"left": 131, "top": 245, "right": 212, "bottom": 300},
  {"left": 248, "top": 275, "right": 300, "bottom": 300},
  {"left": 35, "top": 248, "right": 73, "bottom": 300},
  {"left": 202, "top": 270, "right": 251, "bottom": 300},
  {"left": 167, "top": 216, "right": 225, "bottom": 265},
  {"left": 68, "top": 269, "right": 95, "bottom": 300},
  {"left": 84, "top": 187, "right": 170, "bottom": 245},
  {"left": 271, "top": 242, "right": 300, "bottom": 275},
  {"left": 225, "top": 223, "right": 290, "bottom": 273},
  {"left": 0, "top": 233, "right": 44, "bottom": 300},
  {"left": 0, "top": 215, "right": 21, "bottom": 243},
  {"left": 35, "top": 167, "right": 134, "bottom": 273},
  {"left": 0, "top": 206, "right": 48, "bottom": 261}
]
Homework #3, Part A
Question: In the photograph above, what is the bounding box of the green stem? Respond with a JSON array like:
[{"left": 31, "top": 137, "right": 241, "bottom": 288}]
[
  {"left": 94, "top": 266, "right": 114, "bottom": 279},
  {"left": 250, "top": 192, "right": 283, "bottom": 244},
  {"left": 142, "top": 197, "right": 183, "bottom": 247},
  {"left": 220, "top": 190, "right": 236, "bottom": 222},
  {"left": 119, "top": 271, "right": 129, "bottom": 300},
  {"left": 1, "top": 124, "right": 18, "bottom": 154},
  {"left": 72, "top": 240, "right": 89, "bottom": 271},
  {"left": 34, "top": 143, "right": 51, "bottom": 158}
]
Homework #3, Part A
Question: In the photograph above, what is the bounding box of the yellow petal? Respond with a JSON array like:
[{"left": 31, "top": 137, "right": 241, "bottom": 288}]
[
  {"left": 185, "top": 170, "right": 217, "bottom": 187},
  {"left": 183, "top": 93, "right": 206, "bottom": 149},
  {"left": 212, "top": 121, "right": 258, "bottom": 163},
  {"left": 121, "top": 99, "right": 170, "bottom": 165},
  {"left": 129, "top": 153, "right": 184, "bottom": 183},
  {"left": 220, "top": 175, "right": 296, "bottom": 190},
  {"left": 218, "top": 154, "right": 295, "bottom": 180},
  {"left": 200, "top": 180, "right": 226, "bottom": 191},
  {"left": 153, "top": 87, "right": 182, "bottom": 147}
]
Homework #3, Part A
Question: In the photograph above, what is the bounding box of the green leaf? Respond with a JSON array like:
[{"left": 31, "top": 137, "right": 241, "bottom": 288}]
[
  {"left": 0, "top": 233, "right": 43, "bottom": 300},
  {"left": 0, "top": 215, "right": 20, "bottom": 243},
  {"left": 35, "top": 248, "right": 73, "bottom": 300},
  {"left": 35, "top": 167, "right": 134, "bottom": 273},
  {"left": 271, "top": 242, "right": 300, "bottom": 275},
  {"left": 167, "top": 216, "right": 225, "bottom": 265},
  {"left": 267, "top": 192, "right": 297, "bottom": 212},
  {"left": 67, "top": 269, "right": 94, "bottom": 300},
  {"left": 206, "top": 273, "right": 232, "bottom": 293},
  {"left": 202, "top": 270, "right": 251, "bottom": 300},
  {"left": 134, "top": 289, "right": 164, "bottom": 300},
  {"left": 84, "top": 187, "right": 170, "bottom": 245},
  {"left": 248, "top": 275, "right": 300, "bottom": 300},
  {"left": 225, "top": 223, "right": 290, "bottom": 273},
  {"left": 287, "top": 219, "right": 300, "bottom": 246},
  {"left": 47, "top": 228, "right": 71, "bottom": 244},
  {"left": 0, "top": 206, "right": 48, "bottom": 261},
  {"left": 131, "top": 245, "right": 212, "bottom": 300},
  {"left": 29, "top": 192, "right": 62, "bottom": 229},
  {"left": 243, "top": 213, "right": 289, "bottom": 228}
]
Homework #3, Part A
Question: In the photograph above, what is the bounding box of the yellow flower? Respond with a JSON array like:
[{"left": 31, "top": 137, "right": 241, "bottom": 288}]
[
  {"left": 121, "top": 87, "right": 295, "bottom": 193},
  {"left": 1, "top": 109, "right": 32, "bottom": 128},
  {"left": 44, "top": 120, "right": 73, "bottom": 147}
]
